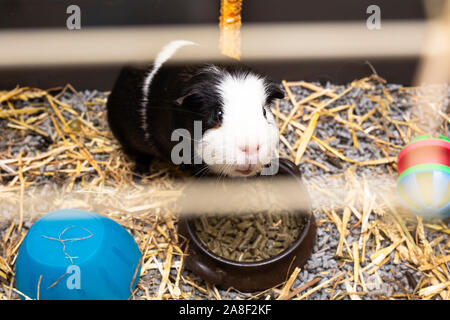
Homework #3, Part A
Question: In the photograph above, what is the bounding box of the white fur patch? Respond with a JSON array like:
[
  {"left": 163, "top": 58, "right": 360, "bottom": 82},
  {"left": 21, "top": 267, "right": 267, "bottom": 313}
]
[
  {"left": 199, "top": 71, "right": 279, "bottom": 177},
  {"left": 140, "top": 40, "right": 196, "bottom": 138}
]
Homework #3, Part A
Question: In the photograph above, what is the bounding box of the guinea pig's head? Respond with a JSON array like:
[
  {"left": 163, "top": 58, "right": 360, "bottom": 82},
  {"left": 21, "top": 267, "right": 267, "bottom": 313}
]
[{"left": 176, "top": 65, "right": 284, "bottom": 177}]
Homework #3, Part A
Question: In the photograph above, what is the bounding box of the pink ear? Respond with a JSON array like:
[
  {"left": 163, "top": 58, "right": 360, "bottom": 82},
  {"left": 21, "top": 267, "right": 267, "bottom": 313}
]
[
  {"left": 175, "top": 94, "right": 188, "bottom": 105},
  {"left": 175, "top": 89, "right": 201, "bottom": 105}
]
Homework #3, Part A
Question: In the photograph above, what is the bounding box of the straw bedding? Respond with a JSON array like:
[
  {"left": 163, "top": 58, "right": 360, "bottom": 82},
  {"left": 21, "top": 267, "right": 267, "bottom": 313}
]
[{"left": 0, "top": 75, "right": 449, "bottom": 300}]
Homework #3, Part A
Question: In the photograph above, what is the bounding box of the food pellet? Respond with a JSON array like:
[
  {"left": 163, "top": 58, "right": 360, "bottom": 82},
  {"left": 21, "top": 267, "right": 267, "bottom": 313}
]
[{"left": 193, "top": 211, "right": 306, "bottom": 262}]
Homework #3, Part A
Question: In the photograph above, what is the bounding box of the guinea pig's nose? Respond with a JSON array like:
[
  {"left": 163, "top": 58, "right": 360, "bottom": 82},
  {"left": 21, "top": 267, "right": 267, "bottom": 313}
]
[{"left": 239, "top": 144, "right": 260, "bottom": 155}]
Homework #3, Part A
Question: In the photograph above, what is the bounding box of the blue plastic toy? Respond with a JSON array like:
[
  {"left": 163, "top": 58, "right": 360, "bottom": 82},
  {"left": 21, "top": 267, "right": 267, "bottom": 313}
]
[{"left": 15, "top": 209, "right": 142, "bottom": 300}]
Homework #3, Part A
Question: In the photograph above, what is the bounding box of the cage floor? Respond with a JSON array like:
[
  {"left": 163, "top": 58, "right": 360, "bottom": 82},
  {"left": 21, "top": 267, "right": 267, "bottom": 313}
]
[{"left": 0, "top": 75, "right": 449, "bottom": 300}]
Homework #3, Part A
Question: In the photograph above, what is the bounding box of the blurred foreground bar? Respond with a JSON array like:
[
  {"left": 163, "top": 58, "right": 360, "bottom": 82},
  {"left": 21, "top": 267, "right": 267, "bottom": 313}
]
[{"left": 0, "top": 21, "right": 431, "bottom": 88}]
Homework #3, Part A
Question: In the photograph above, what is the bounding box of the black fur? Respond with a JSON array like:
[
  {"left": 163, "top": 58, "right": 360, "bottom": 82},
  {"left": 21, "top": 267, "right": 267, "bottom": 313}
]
[{"left": 106, "top": 62, "right": 283, "bottom": 173}]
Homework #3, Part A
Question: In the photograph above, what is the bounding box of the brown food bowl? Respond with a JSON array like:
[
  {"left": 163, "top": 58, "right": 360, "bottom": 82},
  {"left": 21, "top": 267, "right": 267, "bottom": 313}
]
[{"left": 178, "top": 158, "right": 316, "bottom": 292}]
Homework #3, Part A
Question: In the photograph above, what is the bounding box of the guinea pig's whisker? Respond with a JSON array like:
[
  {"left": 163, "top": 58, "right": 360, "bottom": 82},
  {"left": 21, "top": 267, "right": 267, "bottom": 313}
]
[
  {"left": 194, "top": 164, "right": 210, "bottom": 178},
  {"left": 217, "top": 163, "right": 232, "bottom": 182},
  {"left": 216, "top": 166, "right": 226, "bottom": 182}
]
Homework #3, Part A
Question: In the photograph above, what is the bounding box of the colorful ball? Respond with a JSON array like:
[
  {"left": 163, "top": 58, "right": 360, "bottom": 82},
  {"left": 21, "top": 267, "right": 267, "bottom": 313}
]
[
  {"left": 15, "top": 209, "right": 142, "bottom": 300},
  {"left": 396, "top": 135, "right": 450, "bottom": 218}
]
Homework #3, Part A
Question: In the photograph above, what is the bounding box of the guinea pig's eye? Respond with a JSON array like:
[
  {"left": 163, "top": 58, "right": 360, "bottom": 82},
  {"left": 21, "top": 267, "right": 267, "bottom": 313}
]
[
  {"left": 262, "top": 107, "right": 267, "bottom": 119},
  {"left": 215, "top": 110, "right": 223, "bottom": 121}
]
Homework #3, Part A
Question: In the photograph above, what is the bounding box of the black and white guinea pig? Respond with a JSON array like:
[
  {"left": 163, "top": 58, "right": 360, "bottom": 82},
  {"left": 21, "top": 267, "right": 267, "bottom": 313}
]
[{"left": 106, "top": 40, "right": 284, "bottom": 177}]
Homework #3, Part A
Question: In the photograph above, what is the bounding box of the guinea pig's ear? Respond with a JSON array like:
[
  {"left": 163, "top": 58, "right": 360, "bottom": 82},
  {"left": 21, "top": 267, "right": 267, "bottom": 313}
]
[
  {"left": 266, "top": 83, "right": 285, "bottom": 101},
  {"left": 175, "top": 89, "right": 200, "bottom": 106}
]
